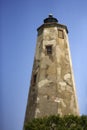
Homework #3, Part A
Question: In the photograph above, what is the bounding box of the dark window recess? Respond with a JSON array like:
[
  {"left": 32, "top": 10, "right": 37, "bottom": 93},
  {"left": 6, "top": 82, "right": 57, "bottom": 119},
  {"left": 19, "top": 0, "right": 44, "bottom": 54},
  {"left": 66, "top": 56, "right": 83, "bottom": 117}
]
[
  {"left": 58, "top": 30, "right": 64, "bottom": 39},
  {"left": 47, "top": 95, "right": 50, "bottom": 100},
  {"left": 32, "top": 74, "right": 37, "bottom": 85},
  {"left": 46, "top": 45, "right": 52, "bottom": 54}
]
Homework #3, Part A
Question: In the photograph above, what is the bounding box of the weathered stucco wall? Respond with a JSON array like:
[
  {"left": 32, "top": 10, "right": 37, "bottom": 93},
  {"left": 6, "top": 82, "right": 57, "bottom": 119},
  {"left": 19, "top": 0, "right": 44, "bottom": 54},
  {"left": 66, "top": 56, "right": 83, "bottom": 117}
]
[{"left": 24, "top": 24, "right": 79, "bottom": 124}]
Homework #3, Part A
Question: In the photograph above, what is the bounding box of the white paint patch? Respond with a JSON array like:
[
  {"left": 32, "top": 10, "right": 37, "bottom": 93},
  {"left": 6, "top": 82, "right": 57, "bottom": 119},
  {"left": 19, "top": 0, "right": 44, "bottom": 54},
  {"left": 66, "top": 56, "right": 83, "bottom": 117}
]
[
  {"left": 59, "top": 82, "right": 66, "bottom": 86},
  {"left": 35, "top": 108, "right": 40, "bottom": 118},
  {"left": 38, "top": 79, "right": 49, "bottom": 88},
  {"left": 54, "top": 97, "right": 60, "bottom": 103},
  {"left": 43, "top": 40, "right": 56, "bottom": 49},
  {"left": 36, "top": 97, "right": 40, "bottom": 103},
  {"left": 64, "top": 73, "right": 71, "bottom": 80},
  {"left": 59, "top": 98, "right": 66, "bottom": 108},
  {"left": 58, "top": 108, "right": 62, "bottom": 116}
]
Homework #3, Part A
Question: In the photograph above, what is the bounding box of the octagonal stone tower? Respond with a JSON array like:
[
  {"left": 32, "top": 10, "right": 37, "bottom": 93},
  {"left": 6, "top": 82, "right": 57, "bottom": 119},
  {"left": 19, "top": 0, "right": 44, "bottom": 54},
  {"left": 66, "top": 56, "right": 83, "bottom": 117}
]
[{"left": 24, "top": 15, "right": 79, "bottom": 124}]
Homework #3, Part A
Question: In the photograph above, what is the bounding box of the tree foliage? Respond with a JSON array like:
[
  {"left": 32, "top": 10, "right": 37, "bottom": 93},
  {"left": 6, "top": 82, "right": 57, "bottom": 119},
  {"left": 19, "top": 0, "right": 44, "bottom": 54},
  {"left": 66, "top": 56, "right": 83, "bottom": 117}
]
[{"left": 24, "top": 115, "right": 87, "bottom": 130}]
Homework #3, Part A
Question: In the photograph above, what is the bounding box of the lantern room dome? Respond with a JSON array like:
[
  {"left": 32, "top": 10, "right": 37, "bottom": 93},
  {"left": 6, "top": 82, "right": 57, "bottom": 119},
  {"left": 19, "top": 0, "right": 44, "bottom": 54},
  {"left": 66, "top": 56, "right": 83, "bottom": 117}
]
[{"left": 44, "top": 14, "right": 58, "bottom": 23}]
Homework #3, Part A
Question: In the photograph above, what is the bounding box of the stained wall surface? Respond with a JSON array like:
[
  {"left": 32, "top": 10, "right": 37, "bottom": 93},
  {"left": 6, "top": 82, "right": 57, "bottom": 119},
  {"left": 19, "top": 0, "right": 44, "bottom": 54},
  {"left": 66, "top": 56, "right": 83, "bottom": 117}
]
[{"left": 24, "top": 22, "right": 79, "bottom": 124}]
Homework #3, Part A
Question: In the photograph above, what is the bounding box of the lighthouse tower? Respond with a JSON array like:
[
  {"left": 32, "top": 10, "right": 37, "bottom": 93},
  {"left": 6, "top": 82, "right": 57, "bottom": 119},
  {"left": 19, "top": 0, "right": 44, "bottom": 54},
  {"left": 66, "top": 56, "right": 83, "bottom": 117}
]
[{"left": 24, "top": 15, "right": 79, "bottom": 124}]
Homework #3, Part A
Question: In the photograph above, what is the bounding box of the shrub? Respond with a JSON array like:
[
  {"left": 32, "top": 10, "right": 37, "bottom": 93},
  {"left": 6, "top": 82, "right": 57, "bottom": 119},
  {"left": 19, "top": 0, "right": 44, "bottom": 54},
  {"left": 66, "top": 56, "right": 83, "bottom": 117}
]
[{"left": 24, "top": 115, "right": 87, "bottom": 130}]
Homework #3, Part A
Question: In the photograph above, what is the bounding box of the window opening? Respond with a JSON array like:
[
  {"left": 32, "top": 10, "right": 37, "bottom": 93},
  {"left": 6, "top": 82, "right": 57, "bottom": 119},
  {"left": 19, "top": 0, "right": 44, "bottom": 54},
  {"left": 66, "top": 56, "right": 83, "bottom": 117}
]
[
  {"left": 58, "top": 30, "right": 64, "bottom": 39},
  {"left": 32, "top": 74, "right": 37, "bottom": 85},
  {"left": 46, "top": 45, "right": 52, "bottom": 54}
]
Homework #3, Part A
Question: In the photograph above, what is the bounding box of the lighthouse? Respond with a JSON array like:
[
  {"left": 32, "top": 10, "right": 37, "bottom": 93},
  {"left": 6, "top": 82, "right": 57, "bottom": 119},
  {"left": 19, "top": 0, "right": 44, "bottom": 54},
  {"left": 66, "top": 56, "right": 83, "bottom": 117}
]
[{"left": 24, "top": 15, "right": 79, "bottom": 124}]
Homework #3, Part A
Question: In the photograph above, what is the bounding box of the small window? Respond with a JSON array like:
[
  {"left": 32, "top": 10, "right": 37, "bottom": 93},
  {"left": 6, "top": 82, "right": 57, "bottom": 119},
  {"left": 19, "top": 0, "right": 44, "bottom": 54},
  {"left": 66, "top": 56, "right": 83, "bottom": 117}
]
[
  {"left": 46, "top": 45, "right": 52, "bottom": 54},
  {"left": 58, "top": 30, "right": 64, "bottom": 39},
  {"left": 32, "top": 74, "right": 37, "bottom": 85},
  {"left": 47, "top": 95, "right": 50, "bottom": 100}
]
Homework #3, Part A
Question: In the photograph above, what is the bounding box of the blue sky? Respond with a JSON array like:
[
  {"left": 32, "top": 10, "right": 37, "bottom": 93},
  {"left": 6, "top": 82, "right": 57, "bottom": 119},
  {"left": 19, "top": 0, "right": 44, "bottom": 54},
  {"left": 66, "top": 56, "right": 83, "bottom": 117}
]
[{"left": 1, "top": 0, "right": 87, "bottom": 130}]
